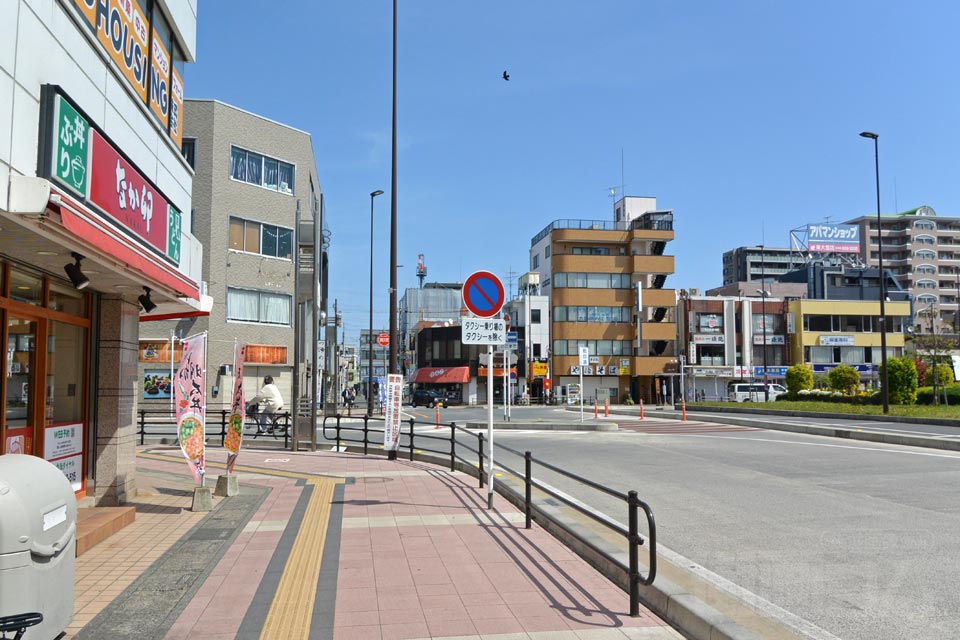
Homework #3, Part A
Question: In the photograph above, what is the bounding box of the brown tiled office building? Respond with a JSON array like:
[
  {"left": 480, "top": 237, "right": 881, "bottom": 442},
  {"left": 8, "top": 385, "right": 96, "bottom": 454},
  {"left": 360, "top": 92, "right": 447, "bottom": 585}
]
[{"left": 530, "top": 197, "right": 677, "bottom": 404}]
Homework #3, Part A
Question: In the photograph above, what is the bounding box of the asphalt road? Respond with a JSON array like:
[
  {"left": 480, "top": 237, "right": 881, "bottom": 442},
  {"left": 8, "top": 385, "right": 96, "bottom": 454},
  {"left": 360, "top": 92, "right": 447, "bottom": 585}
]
[{"left": 320, "top": 405, "right": 960, "bottom": 640}]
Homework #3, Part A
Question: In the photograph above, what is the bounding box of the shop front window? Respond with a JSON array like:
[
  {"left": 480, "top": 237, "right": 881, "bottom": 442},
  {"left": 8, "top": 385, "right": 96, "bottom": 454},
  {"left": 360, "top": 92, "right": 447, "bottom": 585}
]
[
  {"left": 5, "top": 316, "right": 37, "bottom": 453},
  {"left": 9, "top": 269, "right": 42, "bottom": 306},
  {"left": 47, "top": 322, "right": 85, "bottom": 424}
]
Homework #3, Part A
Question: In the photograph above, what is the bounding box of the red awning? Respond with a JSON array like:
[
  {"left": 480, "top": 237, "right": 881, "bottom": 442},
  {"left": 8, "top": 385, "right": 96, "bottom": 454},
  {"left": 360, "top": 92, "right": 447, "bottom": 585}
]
[
  {"left": 411, "top": 367, "right": 471, "bottom": 384},
  {"left": 52, "top": 186, "right": 201, "bottom": 301}
]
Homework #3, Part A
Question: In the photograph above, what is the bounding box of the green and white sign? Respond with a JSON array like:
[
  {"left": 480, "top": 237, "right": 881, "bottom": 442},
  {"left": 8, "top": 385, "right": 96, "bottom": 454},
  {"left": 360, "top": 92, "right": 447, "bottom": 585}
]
[
  {"left": 52, "top": 95, "right": 90, "bottom": 197},
  {"left": 167, "top": 207, "right": 182, "bottom": 263}
]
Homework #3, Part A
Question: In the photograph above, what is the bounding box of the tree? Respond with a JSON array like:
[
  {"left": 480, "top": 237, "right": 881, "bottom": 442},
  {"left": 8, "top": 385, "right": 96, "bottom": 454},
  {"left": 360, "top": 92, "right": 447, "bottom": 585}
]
[
  {"left": 828, "top": 364, "right": 860, "bottom": 395},
  {"left": 785, "top": 364, "right": 814, "bottom": 395},
  {"left": 885, "top": 356, "right": 918, "bottom": 405}
]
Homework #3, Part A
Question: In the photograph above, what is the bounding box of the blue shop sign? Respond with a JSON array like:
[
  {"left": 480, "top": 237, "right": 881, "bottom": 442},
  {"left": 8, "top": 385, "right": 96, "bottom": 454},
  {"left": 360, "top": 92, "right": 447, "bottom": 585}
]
[{"left": 754, "top": 366, "right": 788, "bottom": 378}]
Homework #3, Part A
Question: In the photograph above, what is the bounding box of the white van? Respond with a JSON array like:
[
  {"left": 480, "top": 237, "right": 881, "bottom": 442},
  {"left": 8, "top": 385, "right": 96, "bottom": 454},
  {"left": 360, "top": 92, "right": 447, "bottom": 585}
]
[{"left": 728, "top": 382, "right": 787, "bottom": 402}]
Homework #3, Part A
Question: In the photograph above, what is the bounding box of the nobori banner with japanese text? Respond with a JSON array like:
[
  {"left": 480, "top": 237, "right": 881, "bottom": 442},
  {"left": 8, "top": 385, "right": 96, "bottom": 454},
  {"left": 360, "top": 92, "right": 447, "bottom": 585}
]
[
  {"left": 384, "top": 374, "right": 404, "bottom": 452},
  {"left": 70, "top": 0, "right": 185, "bottom": 146},
  {"left": 175, "top": 333, "right": 206, "bottom": 483},
  {"left": 226, "top": 344, "right": 247, "bottom": 474},
  {"left": 43, "top": 88, "right": 182, "bottom": 265}
]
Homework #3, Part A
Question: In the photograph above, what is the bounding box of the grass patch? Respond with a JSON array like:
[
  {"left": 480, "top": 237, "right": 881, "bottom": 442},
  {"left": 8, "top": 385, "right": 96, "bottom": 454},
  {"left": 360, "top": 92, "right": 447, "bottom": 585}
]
[{"left": 694, "top": 400, "right": 960, "bottom": 419}]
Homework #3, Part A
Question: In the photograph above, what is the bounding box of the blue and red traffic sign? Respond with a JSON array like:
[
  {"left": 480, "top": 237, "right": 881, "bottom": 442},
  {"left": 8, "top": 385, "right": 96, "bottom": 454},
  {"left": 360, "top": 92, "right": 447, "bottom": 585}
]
[{"left": 462, "top": 270, "right": 505, "bottom": 318}]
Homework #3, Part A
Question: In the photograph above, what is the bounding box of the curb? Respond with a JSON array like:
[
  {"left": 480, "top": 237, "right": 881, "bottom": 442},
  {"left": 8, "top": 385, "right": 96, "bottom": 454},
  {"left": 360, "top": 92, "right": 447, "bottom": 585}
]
[
  {"left": 464, "top": 421, "right": 619, "bottom": 432},
  {"left": 335, "top": 444, "right": 763, "bottom": 640}
]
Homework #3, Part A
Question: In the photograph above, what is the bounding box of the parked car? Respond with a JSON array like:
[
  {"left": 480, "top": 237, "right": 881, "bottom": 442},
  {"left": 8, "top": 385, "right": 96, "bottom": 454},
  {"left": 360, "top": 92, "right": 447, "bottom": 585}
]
[
  {"left": 411, "top": 389, "right": 446, "bottom": 408},
  {"left": 728, "top": 382, "right": 787, "bottom": 402}
]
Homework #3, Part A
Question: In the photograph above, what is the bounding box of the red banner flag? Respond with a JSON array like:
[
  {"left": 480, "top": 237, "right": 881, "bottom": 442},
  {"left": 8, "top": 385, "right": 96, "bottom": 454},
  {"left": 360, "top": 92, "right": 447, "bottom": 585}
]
[
  {"left": 175, "top": 334, "right": 206, "bottom": 483},
  {"left": 226, "top": 344, "right": 246, "bottom": 473}
]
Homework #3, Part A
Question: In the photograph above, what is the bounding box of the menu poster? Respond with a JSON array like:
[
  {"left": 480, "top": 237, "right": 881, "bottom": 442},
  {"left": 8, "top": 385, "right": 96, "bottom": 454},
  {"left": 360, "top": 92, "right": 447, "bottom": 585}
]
[{"left": 175, "top": 333, "right": 206, "bottom": 483}]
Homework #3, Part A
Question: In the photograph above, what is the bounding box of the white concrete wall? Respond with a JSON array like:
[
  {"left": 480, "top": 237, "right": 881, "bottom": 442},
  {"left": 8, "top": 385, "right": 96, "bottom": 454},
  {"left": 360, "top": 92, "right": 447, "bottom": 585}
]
[{"left": 0, "top": 0, "right": 199, "bottom": 284}]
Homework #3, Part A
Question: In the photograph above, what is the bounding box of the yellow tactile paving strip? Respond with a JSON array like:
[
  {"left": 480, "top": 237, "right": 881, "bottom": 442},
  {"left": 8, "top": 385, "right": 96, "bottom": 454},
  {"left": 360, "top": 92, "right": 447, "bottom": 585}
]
[
  {"left": 260, "top": 476, "right": 338, "bottom": 639},
  {"left": 139, "top": 450, "right": 345, "bottom": 639}
]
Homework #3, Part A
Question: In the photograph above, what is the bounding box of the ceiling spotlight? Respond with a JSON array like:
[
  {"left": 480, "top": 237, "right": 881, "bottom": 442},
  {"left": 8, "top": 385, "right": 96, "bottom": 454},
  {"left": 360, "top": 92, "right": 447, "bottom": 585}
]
[
  {"left": 138, "top": 287, "right": 157, "bottom": 313},
  {"left": 63, "top": 252, "right": 90, "bottom": 290}
]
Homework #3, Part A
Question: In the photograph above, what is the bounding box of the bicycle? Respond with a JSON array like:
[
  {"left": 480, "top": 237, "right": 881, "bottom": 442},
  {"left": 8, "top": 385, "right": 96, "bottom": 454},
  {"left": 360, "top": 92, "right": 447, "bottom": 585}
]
[
  {"left": 246, "top": 403, "right": 287, "bottom": 440},
  {"left": 0, "top": 612, "right": 42, "bottom": 640}
]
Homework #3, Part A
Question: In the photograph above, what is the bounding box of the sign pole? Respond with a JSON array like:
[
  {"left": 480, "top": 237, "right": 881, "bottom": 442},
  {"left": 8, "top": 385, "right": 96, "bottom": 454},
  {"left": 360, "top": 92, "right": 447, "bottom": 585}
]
[
  {"left": 580, "top": 364, "right": 584, "bottom": 423},
  {"left": 487, "top": 344, "right": 494, "bottom": 509}
]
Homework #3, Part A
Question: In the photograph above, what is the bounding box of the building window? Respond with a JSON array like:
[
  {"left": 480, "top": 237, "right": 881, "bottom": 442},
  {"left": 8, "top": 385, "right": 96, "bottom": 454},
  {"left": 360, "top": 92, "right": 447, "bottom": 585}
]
[
  {"left": 545, "top": 246, "right": 551, "bottom": 258},
  {"left": 226, "top": 288, "right": 292, "bottom": 326},
  {"left": 553, "top": 273, "right": 631, "bottom": 289},
  {"left": 916, "top": 249, "right": 936, "bottom": 260},
  {"left": 554, "top": 306, "right": 630, "bottom": 323},
  {"left": 572, "top": 247, "right": 611, "bottom": 255},
  {"left": 531, "top": 309, "right": 541, "bottom": 323},
  {"left": 532, "top": 254, "right": 539, "bottom": 269},
  {"left": 181, "top": 138, "right": 196, "bottom": 169},
  {"left": 229, "top": 217, "right": 293, "bottom": 259},
  {"left": 230, "top": 146, "right": 295, "bottom": 195}
]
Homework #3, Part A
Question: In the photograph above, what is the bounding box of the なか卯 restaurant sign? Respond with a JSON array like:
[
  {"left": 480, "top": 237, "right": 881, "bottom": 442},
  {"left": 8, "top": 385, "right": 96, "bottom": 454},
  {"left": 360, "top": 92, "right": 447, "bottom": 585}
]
[
  {"left": 70, "top": 0, "right": 185, "bottom": 146},
  {"left": 41, "top": 88, "right": 182, "bottom": 265}
]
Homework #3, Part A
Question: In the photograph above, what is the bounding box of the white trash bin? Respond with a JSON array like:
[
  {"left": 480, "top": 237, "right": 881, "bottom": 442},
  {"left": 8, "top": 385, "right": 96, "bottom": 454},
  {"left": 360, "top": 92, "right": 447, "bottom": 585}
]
[{"left": 0, "top": 455, "right": 76, "bottom": 639}]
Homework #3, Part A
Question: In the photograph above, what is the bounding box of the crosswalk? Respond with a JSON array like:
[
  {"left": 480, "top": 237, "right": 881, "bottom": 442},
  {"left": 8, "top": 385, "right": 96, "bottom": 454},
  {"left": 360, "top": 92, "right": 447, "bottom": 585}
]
[{"left": 616, "top": 419, "right": 761, "bottom": 434}]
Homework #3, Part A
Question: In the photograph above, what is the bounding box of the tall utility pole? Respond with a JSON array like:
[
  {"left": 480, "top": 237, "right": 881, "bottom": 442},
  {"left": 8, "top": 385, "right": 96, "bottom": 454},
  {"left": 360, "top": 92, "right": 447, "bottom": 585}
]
[
  {"left": 760, "top": 245, "right": 769, "bottom": 402},
  {"left": 388, "top": 0, "right": 399, "bottom": 379},
  {"left": 860, "top": 131, "right": 889, "bottom": 414}
]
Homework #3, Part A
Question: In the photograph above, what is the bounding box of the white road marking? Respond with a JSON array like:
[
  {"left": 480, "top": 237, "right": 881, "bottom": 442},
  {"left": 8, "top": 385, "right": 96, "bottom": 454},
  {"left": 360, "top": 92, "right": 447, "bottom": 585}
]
[
  {"left": 685, "top": 433, "right": 960, "bottom": 459},
  {"left": 537, "top": 481, "right": 842, "bottom": 640}
]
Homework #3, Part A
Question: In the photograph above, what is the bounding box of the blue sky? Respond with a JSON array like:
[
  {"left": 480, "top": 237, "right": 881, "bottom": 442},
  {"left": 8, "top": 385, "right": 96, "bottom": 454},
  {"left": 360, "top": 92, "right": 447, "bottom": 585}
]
[{"left": 185, "top": 1, "right": 960, "bottom": 343}]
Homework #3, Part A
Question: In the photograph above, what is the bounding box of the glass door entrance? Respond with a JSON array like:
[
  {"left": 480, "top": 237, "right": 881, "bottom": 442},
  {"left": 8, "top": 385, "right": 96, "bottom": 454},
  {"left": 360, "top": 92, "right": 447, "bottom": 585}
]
[{"left": 5, "top": 315, "right": 37, "bottom": 454}]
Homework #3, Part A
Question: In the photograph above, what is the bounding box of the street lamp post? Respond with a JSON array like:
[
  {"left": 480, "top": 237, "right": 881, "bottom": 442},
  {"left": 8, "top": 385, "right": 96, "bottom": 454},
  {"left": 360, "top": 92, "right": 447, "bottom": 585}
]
[
  {"left": 368, "top": 189, "right": 384, "bottom": 415},
  {"left": 388, "top": 0, "right": 399, "bottom": 378},
  {"left": 759, "top": 244, "right": 769, "bottom": 402},
  {"left": 860, "top": 131, "right": 889, "bottom": 414}
]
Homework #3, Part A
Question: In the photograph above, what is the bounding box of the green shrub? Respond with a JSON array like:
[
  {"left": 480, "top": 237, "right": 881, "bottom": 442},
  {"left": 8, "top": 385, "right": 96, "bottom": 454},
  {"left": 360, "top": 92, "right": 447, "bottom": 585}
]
[
  {"left": 916, "top": 385, "right": 960, "bottom": 405},
  {"left": 786, "top": 364, "right": 814, "bottom": 394},
  {"left": 933, "top": 364, "right": 955, "bottom": 387},
  {"left": 886, "top": 357, "right": 918, "bottom": 405},
  {"left": 827, "top": 364, "right": 861, "bottom": 395},
  {"left": 623, "top": 394, "right": 635, "bottom": 406}
]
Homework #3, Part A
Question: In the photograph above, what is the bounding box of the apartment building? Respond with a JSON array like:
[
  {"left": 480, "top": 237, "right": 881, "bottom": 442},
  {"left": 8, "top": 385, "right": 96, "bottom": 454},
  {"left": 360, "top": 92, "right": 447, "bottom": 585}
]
[
  {"left": 1, "top": 0, "right": 202, "bottom": 506},
  {"left": 722, "top": 246, "right": 796, "bottom": 285},
  {"left": 139, "top": 100, "right": 325, "bottom": 418},
  {"left": 845, "top": 205, "right": 960, "bottom": 327},
  {"left": 530, "top": 196, "right": 676, "bottom": 404}
]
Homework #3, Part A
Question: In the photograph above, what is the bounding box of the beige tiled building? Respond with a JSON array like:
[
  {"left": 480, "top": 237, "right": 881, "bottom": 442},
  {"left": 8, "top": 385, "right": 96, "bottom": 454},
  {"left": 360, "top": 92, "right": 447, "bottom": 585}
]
[
  {"left": 140, "top": 100, "right": 324, "bottom": 413},
  {"left": 530, "top": 197, "right": 677, "bottom": 404}
]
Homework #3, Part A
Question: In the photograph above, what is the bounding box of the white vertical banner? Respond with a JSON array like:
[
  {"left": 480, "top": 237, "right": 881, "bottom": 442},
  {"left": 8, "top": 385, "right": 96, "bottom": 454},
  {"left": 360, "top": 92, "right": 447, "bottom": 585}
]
[
  {"left": 636, "top": 281, "right": 643, "bottom": 311},
  {"left": 384, "top": 373, "right": 403, "bottom": 451}
]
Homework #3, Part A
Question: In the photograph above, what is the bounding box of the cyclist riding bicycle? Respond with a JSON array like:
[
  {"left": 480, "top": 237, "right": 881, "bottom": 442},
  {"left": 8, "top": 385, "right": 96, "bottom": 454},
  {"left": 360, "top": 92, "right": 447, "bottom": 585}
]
[{"left": 246, "top": 375, "right": 284, "bottom": 434}]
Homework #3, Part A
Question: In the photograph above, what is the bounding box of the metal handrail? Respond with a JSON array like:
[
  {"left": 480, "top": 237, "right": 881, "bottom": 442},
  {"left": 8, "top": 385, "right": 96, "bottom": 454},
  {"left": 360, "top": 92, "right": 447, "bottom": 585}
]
[
  {"left": 319, "top": 412, "right": 656, "bottom": 615},
  {"left": 136, "top": 409, "right": 291, "bottom": 448}
]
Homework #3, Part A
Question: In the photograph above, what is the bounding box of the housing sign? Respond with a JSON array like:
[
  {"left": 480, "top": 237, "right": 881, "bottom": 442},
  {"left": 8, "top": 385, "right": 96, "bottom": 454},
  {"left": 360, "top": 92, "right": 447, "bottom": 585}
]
[
  {"left": 45, "top": 90, "right": 181, "bottom": 265},
  {"left": 807, "top": 223, "right": 860, "bottom": 253},
  {"left": 71, "top": 0, "right": 185, "bottom": 146}
]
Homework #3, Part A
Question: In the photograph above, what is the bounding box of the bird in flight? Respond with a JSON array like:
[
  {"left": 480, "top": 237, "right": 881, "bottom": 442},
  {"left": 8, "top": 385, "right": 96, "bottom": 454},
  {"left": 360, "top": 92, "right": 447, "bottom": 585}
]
[{"left": 502, "top": 70, "right": 510, "bottom": 81}]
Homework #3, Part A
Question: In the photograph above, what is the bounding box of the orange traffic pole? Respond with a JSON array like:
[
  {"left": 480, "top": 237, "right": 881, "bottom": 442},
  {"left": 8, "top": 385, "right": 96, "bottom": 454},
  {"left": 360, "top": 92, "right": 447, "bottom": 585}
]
[
  {"left": 682, "top": 398, "right": 687, "bottom": 422},
  {"left": 605, "top": 398, "right": 609, "bottom": 417},
  {"left": 640, "top": 398, "right": 644, "bottom": 420},
  {"left": 435, "top": 404, "right": 441, "bottom": 429}
]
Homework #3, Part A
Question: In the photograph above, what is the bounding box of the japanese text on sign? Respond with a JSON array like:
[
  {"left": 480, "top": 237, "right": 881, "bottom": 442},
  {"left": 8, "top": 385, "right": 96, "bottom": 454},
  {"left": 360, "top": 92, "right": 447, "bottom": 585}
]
[{"left": 461, "top": 319, "right": 506, "bottom": 345}]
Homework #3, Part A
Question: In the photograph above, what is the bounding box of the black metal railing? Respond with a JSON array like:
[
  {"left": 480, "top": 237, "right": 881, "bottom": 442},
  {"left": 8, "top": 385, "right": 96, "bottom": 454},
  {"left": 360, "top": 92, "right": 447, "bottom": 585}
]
[
  {"left": 136, "top": 409, "right": 291, "bottom": 448},
  {"left": 320, "top": 414, "right": 656, "bottom": 615}
]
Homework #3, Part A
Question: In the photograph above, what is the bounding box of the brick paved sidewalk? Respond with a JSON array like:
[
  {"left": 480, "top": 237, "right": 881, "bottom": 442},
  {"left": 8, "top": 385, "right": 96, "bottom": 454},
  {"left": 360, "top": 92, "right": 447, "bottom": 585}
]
[{"left": 67, "top": 445, "right": 682, "bottom": 640}]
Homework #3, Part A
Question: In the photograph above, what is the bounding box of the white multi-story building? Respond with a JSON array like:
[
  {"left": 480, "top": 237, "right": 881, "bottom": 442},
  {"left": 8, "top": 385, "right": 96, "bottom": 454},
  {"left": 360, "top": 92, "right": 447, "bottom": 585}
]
[{"left": 1, "top": 0, "right": 204, "bottom": 506}]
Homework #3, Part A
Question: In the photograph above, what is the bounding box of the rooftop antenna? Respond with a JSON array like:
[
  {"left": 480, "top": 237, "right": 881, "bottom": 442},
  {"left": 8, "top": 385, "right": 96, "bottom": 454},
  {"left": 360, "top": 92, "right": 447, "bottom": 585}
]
[{"left": 416, "top": 253, "right": 427, "bottom": 288}]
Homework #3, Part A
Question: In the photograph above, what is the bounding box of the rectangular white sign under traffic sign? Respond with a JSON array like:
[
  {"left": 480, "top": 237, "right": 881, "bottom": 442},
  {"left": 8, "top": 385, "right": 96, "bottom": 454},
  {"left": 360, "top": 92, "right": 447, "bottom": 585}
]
[
  {"left": 462, "top": 318, "right": 506, "bottom": 345},
  {"left": 579, "top": 346, "right": 590, "bottom": 366}
]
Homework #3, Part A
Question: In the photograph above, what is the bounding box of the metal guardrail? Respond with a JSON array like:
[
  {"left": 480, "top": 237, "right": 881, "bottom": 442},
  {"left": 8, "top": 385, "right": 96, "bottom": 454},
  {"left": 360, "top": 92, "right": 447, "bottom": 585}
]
[
  {"left": 136, "top": 409, "right": 291, "bottom": 448},
  {"left": 321, "top": 414, "right": 656, "bottom": 616}
]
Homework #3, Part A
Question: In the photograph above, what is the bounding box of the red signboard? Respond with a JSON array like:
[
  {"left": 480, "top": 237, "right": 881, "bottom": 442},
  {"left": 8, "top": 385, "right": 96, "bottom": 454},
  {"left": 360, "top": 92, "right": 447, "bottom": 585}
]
[
  {"left": 377, "top": 332, "right": 390, "bottom": 347},
  {"left": 88, "top": 130, "right": 169, "bottom": 255}
]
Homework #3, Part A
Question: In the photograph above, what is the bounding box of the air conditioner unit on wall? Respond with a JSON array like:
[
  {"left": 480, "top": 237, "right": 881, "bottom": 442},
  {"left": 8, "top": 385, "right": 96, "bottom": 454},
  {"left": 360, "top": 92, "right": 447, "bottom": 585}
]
[{"left": 689, "top": 288, "right": 700, "bottom": 296}]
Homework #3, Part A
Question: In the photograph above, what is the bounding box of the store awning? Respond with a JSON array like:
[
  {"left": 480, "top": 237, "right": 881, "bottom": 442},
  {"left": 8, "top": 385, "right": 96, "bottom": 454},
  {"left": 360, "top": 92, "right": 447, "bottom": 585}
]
[
  {"left": 4, "top": 176, "right": 202, "bottom": 310},
  {"left": 410, "top": 367, "right": 471, "bottom": 384}
]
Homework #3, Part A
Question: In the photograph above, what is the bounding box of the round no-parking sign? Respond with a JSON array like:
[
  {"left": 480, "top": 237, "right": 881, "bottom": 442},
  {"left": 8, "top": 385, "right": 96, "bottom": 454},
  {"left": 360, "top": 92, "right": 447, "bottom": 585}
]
[{"left": 462, "top": 271, "right": 505, "bottom": 318}]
